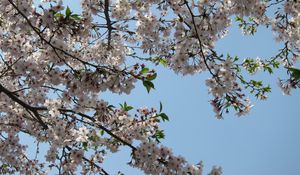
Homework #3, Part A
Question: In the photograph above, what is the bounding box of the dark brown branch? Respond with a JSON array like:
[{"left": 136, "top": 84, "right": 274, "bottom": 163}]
[
  {"left": 0, "top": 83, "right": 135, "bottom": 150},
  {"left": 60, "top": 108, "right": 136, "bottom": 150},
  {"left": 64, "top": 146, "right": 110, "bottom": 175},
  {"left": 83, "top": 156, "right": 109, "bottom": 175},
  {"left": 183, "top": 0, "right": 217, "bottom": 77},
  {"left": 0, "top": 83, "right": 48, "bottom": 129},
  {"left": 104, "top": 0, "right": 113, "bottom": 49},
  {"left": 7, "top": 0, "right": 102, "bottom": 69}
]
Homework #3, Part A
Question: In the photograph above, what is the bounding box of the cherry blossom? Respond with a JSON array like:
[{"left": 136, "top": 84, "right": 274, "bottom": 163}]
[{"left": 0, "top": 0, "right": 299, "bottom": 174}]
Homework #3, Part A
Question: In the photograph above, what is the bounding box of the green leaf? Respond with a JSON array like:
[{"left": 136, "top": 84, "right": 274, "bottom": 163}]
[
  {"left": 88, "top": 135, "right": 98, "bottom": 142},
  {"left": 273, "top": 61, "right": 280, "bottom": 68},
  {"left": 120, "top": 102, "right": 133, "bottom": 111},
  {"left": 100, "top": 130, "right": 105, "bottom": 136},
  {"left": 126, "top": 106, "right": 133, "bottom": 111},
  {"left": 287, "top": 67, "right": 300, "bottom": 80},
  {"left": 264, "top": 66, "right": 273, "bottom": 74},
  {"left": 107, "top": 105, "right": 115, "bottom": 110},
  {"left": 143, "top": 80, "right": 155, "bottom": 93},
  {"left": 140, "top": 67, "right": 149, "bottom": 74},
  {"left": 159, "top": 101, "right": 163, "bottom": 113},
  {"left": 159, "top": 58, "right": 168, "bottom": 67},
  {"left": 55, "top": 13, "right": 64, "bottom": 18},
  {"left": 235, "top": 16, "right": 243, "bottom": 21},
  {"left": 233, "top": 56, "right": 239, "bottom": 62},
  {"left": 158, "top": 113, "right": 169, "bottom": 122},
  {"left": 65, "top": 6, "right": 72, "bottom": 18},
  {"left": 71, "top": 14, "right": 82, "bottom": 20},
  {"left": 263, "top": 86, "right": 271, "bottom": 93},
  {"left": 82, "top": 142, "right": 88, "bottom": 151},
  {"left": 155, "top": 130, "right": 165, "bottom": 142}
]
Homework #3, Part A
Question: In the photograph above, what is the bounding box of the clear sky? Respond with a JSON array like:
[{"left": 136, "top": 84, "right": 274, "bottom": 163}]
[{"left": 27, "top": 1, "right": 300, "bottom": 174}]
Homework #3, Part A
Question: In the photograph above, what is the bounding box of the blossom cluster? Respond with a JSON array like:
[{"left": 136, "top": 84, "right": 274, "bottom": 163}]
[
  {"left": 132, "top": 142, "right": 203, "bottom": 175},
  {"left": 0, "top": 0, "right": 299, "bottom": 174}
]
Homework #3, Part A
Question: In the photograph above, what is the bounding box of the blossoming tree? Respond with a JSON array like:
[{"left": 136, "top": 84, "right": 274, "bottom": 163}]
[{"left": 0, "top": 0, "right": 299, "bottom": 174}]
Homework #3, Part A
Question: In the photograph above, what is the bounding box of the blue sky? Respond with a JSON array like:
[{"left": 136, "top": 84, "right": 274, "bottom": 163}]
[{"left": 26, "top": 1, "right": 300, "bottom": 174}]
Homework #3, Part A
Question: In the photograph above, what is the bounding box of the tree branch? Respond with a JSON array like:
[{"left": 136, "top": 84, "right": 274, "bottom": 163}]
[
  {"left": 0, "top": 83, "right": 48, "bottom": 129},
  {"left": 104, "top": 0, "right": 113, "bottom": 49}
]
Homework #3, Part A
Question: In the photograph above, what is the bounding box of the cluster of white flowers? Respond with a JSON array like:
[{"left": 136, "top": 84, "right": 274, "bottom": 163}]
[
  {"left": 87, "top": 38, "right": 128, "bottom": 66},
  {"left": 206, "top": 59, "right": 236, "bottom": 98},
  {"left": 132, "top": 142, "right": 203, "bottom": 175},
  {"left": 276, "top": 0, "right": 300, "bottom": 46},
  {"left": 92, "top": 106, "right": 162, "bottom": 147},
  {"left": 226, "top": 0, "right": 266, "bottom": 18},
  {"left": 112, "top": 0, "right": 131, "bottom": 20},
  {"left": 0, "top": 0, "right": 299, "bottom": 174}
]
